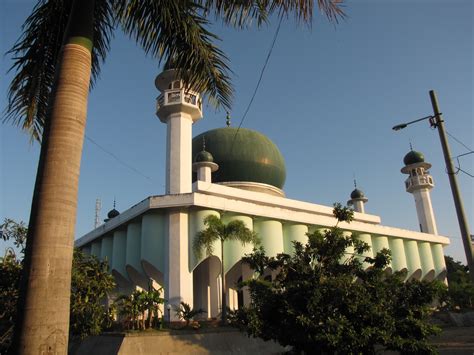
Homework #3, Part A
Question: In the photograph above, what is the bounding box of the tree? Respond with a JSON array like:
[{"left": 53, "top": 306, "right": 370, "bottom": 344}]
[
  {"left": 0, "top": 219, "right": 115, "bottom": 352},
  {"left": 70, "top": 249, "right": 116, "bottom": 339},
  {"left": 193, "top": 214, "right": 259, "bottom": 323},
  {"left": 115, "top": 287, "right": 164, "bottom": 330},
  {"left": 173, "top": 302, "right": 205, "bottom": 326},
  {"left": 442, "top": 256, "right": 474, "bottom": 310},
  {"left": 236, "top": 204, "right": 443, "bottom": 354},
  {"left": 5, "top": 1, "right": 343, "bottom": 353}
]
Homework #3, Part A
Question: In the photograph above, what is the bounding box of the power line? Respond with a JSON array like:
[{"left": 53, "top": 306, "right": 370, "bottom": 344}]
[
  {"left": 230, "top": 16, "right": 284, "bottom": 150},
  {"left": 85, "top": 135, "right": 155, "bottom": 184},
  {"left": 447, "top": 130, "right": 473, "bottom": 153}
]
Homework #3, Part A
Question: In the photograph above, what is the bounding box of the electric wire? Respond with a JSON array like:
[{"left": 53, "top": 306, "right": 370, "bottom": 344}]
[
  {"left": 446, "top": 131, "right": 473, "bottom": 152},
  {"left": 85, "top": 135, "right": 155, "bottom": 184},
  {"left": 230, "top": 16, "right": 284, "bottom": 151}
]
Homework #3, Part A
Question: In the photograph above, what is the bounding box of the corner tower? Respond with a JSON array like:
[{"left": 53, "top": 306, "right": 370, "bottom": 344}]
[
  {"left": 401, "top": 150, "right": 438, "bottom": 235},
  {"left": 155, "top": 69, "right": 203, "bottom": 194}
]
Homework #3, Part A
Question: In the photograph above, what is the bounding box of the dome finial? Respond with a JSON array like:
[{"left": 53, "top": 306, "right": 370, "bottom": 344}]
[
  {"left": 202, "top": 136, "right": 206, "bottom": 151},
  {"left": 226, "top": 112, "right": 231, "bottom": 127},
  {"left": 354, "top": 178, "right": 357, "bottom": 189},
  {"left": 409, "top": 141, "right": 413, "bottom": 151},
  {"left": 113, "top": 197, "right": 116, "bottom": 209}
]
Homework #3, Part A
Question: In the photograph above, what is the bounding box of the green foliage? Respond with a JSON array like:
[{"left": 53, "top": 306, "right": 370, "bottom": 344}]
[
  {"left": 173, "top": 302, "right": 204, "bottom": 326},
  {"left": 115, "top": 286, "right": 165, "bottom": 330},
  {"left": 0, "top": 252, "right": 22, "bottom": 352},
  {"left": 235, "top": 204, "right": 442, "bottom": 354},
  {"left": 69, "top": 249, "right": 116, "bottom": 339},
  {"left": 442, "top": 256, "right": 474, "bottom": 310},
  {"left": 0, "top": 219, "right": 116, "bottom": 349}
]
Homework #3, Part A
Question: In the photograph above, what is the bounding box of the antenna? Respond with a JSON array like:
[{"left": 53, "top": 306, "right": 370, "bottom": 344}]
[{"left": 94, "top": 198, "right": 101, "bottom": 228}]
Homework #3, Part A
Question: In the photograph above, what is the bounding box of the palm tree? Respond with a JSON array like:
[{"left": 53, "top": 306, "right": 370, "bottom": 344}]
[
  {"left": 194, "top": 214, "right": 259, "bottom": 322},
  {"left": 5, "top": 1, "right": 343, "bottom": 353}
]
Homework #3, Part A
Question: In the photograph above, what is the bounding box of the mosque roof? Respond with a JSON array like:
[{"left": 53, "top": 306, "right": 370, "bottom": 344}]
[{"left": 192, "top": 127, "right": 286, "bottom": 189}]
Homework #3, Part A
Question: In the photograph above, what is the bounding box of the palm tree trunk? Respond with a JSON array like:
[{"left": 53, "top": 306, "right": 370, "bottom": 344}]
[
  {"left": 11, "top": 0, "right": 94, "bottom": 353},
  {"left": 221, "top": 240, "right": 227, "bottom": 323}
]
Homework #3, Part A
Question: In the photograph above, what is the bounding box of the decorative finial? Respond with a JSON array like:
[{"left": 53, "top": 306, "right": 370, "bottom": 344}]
[
  {"left": 202, "top": 136, "right": 206, "bottom": 151},
  {"left": 113, "top": 197, "right": 116, "bottom": 209},
  {"left": 409, "top": 141, "right": 413, "bottom": 151},
  {"left": 226, "top": 112, "right": 231, "bottom": 127},
  {"left": 353, "top": 179, "right": 357, "bottom": 189}
]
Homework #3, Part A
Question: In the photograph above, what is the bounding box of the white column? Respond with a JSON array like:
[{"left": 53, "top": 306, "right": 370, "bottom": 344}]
[
  {"left": 413, "top": 188, "right": 438, "bottom": 235},
  {"left": 353, "top": 200, "right": 365, "bottom": 213},
  {"left": 166, "top": 113, "right": 193, "bottom": 194},
  {"left": 165, "top": 210, "right": 193, "bottom": 320}
]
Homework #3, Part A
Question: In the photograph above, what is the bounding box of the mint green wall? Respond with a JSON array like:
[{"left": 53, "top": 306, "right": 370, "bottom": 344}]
[
  {"left": 254, "top": 220, "right": 283, "bottom": 258},
  {"left": 418, "top": 241, "right": 435, "bottom": 281},
  {"left": 431, "top": 243, "right": 447, "bottom": 280},
  {"left": 189, "top": 209, "right": 221, "bottom": 271},
  {"left": 282, "top": 224, "right": 308, "bottom": 255},
  {"left": 112, "top": 230, "right": 127, "bottom": 277},
  {"left": 222, "top": 215, "right": 254, "bottom": 274},
  {"left": 356, "top": 233, "right": 373, "bottom": 269},
  {"left": 91, "top": 240, "right": 101, "bottom": 258},
  {"left": 126, "top": 222, "right": 142, "bottom": 272},
  {"left": 141, "top": 213, "right": 166, "bottom": 274},
  {"left": 404, "top": 240, "right": 422, "bottom": 280},
  {"left": 101, "top": 235, "right": 114, "bottom": 264},
  {"left": 389, "top": 238, "right": 408, "bottom": 273}
]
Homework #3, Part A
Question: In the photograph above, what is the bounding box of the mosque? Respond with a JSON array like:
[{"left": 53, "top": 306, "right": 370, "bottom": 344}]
[{"left": 76, "top": 70, "right": 449, "bottom": 320}]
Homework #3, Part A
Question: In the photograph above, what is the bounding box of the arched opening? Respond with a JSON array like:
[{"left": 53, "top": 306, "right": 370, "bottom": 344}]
[{"left": 192, "top": 256, "right": 221, "bottom": 319}]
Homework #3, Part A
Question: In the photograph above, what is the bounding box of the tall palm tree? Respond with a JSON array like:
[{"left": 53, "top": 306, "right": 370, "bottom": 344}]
[
  {"left": 194, "top": 214, "right": 259, "bottom": 322},
  {"left": 4, "top": 1, "right": 343, "bottom": 353}
]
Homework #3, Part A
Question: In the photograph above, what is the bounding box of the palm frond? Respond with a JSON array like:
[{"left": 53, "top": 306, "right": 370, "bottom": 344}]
[
  {"left": 4, "top": 0, "right": 115, "bottom": 143},
  {"left": 197, "top": 0, "right": 345, "bottom": 28},
  {"left": 225, "top": 220, "right": 260, "bottom": 246},
  {"left": 115, "top": 0, "right": 233, "bottom": 110}
]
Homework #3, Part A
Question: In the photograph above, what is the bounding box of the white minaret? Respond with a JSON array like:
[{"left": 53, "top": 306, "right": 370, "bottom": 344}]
[
  {"left": 347, "top": 181, "right": 368, "bottom": 213},
  {"left": 155, "top": 69, "right": 203, "bottom": 319},
  {"left": 401, "top": 149, "right": 438, "bottom": 235},
  {"left": 192, "top": 138, "right": 219, "bottom": 183},
  {"left": 155, "top": 69, "right": 203, "bottom": 194}
]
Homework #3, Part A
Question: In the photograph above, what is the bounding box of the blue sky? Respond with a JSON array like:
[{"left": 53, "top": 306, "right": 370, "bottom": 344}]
[{"left": 1, "top": 0, "right": 472, "bottom": 263}]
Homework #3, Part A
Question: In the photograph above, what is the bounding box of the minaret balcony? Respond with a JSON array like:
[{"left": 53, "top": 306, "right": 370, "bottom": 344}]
[
  {"left": 405, "top": 175, "right": 434, "bottom": 192},
  {"left": 156, "top": 89, "right": 203, "bottom": 123}
]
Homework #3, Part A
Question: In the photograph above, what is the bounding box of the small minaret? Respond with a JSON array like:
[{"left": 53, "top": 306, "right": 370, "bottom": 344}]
[
  {"left": 347, "top": 181, "right": 368, "bottom": 213},
  {"left": 401, "top": 149, "right": 438, "bottom": 234},
  {"left": 192, "top": 138, "right": 219, "bottom": 183},
  {"left": 155, "top": 69, "right": 203, "bottom": 194}
]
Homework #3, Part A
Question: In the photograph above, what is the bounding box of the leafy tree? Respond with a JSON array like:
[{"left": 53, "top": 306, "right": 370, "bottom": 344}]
[
  {"left": 194, "top": 214, "right": 259, "bottom": 322},
  {"left": 442, "top": 256, "right": 474, "bottom": 310},
  {"left": 173, "top": 302, "right": 205, "bottom": 326},
  {"left": 115, "top": 287, "right": 165, "bottom": 330},
  {"left": 236, "top": 203, "right": 443, "bottom": 354},
  {"left": 70, "top": 249, "right": 116, "bottom": 339},
  {"left": 5, "top": 2, "right": 343, "bottom": 352},
  {"left": 0, "top": 219, "right": 116, "bottom": 351}
]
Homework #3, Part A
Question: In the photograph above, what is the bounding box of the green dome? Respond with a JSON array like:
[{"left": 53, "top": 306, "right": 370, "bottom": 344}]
[
  {"left": 195, "top": 150, "right": 214, "bottom": 163},
  {"left": 192, "top": 127, "right": 286, "bottom": 189},
  {"left": 404, "top": 150, "right": 425, "bottom": 165},
  {"left": 107, "top": 208, "right": 120, "bottom": 219},
  {"left": 350, "top": 188, "right": 365, "bottom": 199}
]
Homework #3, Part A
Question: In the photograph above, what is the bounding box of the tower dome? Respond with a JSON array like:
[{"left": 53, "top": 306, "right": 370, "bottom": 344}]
[
  {"left": 107, "top": 208, "right": 120, "bottom": 219},
  {"left": 403, "top": 150, "right": 425, "bottom": 166},
  {"left": 192, "top": 127, "right": 286, "bottom": 195},
  {"left": 350, "top": 188, "right": 365, "bottom": 199}
]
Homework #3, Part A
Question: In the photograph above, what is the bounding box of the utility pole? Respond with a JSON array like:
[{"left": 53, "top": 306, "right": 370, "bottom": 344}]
[{"left": 429, "top": 90, "right": 474, "bottom": 283}]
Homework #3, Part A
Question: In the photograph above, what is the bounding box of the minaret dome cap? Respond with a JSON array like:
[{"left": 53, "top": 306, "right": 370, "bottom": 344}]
[
  {"left": 404, "top": 150, "right": 425, "bottom": 166},
  {"left": 350, "top": 188, "right": 365, "bottom": 199},
  {"left": 195, "top": 150, "right": 214, "bottom": 163}
]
